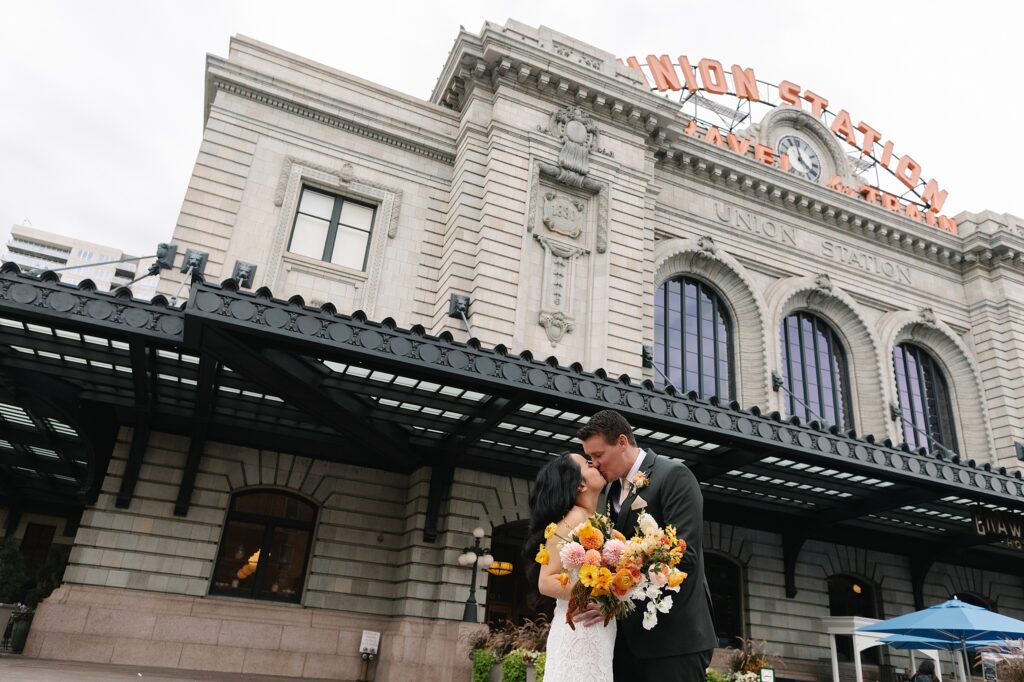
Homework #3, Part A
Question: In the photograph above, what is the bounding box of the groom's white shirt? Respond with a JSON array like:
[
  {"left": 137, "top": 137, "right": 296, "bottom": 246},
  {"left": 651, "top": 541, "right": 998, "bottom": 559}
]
[{"left": 614, "top": 448, "right": 645, "bottom": 511}]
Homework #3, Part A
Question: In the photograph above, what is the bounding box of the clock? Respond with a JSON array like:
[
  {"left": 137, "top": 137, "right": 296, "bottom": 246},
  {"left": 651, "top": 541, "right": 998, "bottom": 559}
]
[{"left": 777, "top": 135, "right": 822, "bottom": 182}]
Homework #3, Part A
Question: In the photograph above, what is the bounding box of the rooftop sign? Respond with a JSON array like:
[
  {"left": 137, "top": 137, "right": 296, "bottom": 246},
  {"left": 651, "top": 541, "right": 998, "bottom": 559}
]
[{"left": 619, "top": 55, "right": 957, "bottom": 233}]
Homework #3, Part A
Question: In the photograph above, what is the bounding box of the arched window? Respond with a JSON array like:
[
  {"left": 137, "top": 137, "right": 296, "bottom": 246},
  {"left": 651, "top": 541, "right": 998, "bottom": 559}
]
[
  {"left": 706, "top": 553, "right": 744, "bottom": 648},
  {"left": 780, "top": 312, "right": 852, "bottom": 429},
  {"left": 892, "top": 343, "right": 958, "bottom": 454},
  {"left": 828, "top": 575, "right": 879, "bottom": 663},
  {"left": 654, "top": 277, "right": 733, "bottom": 399},
  {"left": 210, "top": 490, "right": 317, "bottom": 603},
  {"left": 951, "top": 592, "right": 994, "bottom": 611}
]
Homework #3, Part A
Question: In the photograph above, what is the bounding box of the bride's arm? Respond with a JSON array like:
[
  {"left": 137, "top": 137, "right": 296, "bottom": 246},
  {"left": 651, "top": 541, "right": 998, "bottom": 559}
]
[{"left": 537, "top": 532, "right": 573, "bottom": 600}]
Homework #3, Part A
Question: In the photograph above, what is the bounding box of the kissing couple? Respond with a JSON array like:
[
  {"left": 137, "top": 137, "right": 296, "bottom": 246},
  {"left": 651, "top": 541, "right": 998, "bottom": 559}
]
[{"left": 526, "top": 409, "right": 716, "bottom": 682}]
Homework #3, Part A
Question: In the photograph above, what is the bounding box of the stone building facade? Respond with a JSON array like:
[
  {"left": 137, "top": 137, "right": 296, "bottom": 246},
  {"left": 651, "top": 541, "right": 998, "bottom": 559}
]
[{"left": 12, "top": 19, "right": 1024, "bottom": 681}]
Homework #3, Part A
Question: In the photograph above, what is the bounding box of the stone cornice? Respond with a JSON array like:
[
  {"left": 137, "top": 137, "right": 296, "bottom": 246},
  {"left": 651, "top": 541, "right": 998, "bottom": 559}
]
[
  {"left": 205, "top": 58, "right": 456, "bottom": 166},
  {"left": 653, "top": 136, "right": 1020, "bottom": 274},
  {"left": 431, "top": 24, "right": 685, "bottom": 142}
]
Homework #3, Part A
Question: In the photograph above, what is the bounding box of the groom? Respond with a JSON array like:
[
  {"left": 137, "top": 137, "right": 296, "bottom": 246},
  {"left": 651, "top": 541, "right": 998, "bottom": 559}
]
[{"left": 575, "top": 409, "right": 716, "bottom": 681}]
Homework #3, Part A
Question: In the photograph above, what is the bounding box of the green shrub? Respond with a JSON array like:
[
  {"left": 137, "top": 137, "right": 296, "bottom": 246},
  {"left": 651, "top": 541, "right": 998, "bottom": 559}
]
[
  {"left": 472, "top": 649, "right": 497, "bottom": 682},
  {"left": 500, "top": 649, "right": 528, "bottom": 682},
  {"left": 535, "top": 651, "right": 546, "bottom": 682}
]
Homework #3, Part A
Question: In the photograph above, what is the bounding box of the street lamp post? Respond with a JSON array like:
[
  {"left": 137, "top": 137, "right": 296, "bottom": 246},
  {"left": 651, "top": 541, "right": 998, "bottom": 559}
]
[{"left": 457, "top": 527, "right": 493, "bottom": 623}]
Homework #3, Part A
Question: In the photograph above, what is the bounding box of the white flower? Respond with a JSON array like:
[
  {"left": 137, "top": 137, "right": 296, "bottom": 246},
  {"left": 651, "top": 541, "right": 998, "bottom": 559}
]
[
  {"left": 638, "top": 512, "right": 658, "bottom": 536},
  {"left": 656, "top": 595, "right": 673, "bottom": 613},
  {"left": 642, "top": 609, "right": 658, "bottom": 630}
]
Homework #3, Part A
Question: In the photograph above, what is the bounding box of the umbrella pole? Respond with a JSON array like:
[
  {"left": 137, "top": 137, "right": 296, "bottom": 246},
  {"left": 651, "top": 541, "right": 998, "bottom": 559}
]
[{"left": 961, "top": 640, "right": 969, "bottom": 682}]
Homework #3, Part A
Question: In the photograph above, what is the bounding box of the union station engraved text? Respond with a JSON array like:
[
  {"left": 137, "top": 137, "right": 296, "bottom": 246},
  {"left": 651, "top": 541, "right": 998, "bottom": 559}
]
[
  {"left": 714, "top": 202, "right": 797, "bottom": 246},
  {"left": 821, "top": 240, "right": 912, "bottom": 285}
]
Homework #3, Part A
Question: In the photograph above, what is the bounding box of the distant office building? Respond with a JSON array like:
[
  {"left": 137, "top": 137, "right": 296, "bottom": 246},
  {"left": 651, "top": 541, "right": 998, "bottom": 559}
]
[{"left": 3, "top": 224, "right": 160, "bottom": 299}]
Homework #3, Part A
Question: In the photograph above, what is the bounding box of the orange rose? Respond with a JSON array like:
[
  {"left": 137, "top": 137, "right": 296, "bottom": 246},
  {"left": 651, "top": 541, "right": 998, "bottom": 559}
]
[
  {"left": 611, "top": 529, "right": 626, "bottom": 542},
  {"left": 578, "top": 523, "right": 604, "bottom": 550},
  {"left": 610, "top": 568, "right": 636, "bottom": 599}
]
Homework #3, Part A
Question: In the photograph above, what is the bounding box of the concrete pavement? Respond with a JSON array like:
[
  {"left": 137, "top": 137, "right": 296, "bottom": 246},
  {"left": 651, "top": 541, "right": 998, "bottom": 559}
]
[{"left": 0, "top": 655, "right": 349, "bottom": 681}]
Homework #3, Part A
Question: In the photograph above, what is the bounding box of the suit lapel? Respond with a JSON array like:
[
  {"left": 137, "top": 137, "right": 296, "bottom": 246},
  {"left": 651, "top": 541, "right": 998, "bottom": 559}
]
[{"left": 616, "top": 449, "right": 657, "bottom": 531}]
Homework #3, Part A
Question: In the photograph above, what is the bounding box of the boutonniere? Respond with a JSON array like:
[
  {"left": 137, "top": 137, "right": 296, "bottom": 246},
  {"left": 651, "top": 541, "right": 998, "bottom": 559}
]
[{"left": 631, "top": 472, "right": 649, "bottom": 490}]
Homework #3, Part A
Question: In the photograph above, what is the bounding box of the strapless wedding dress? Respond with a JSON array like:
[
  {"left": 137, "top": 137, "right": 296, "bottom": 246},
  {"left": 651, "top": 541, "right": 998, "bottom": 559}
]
[{"left": 543, "top": 599, "right": 616, "bottom": 682}]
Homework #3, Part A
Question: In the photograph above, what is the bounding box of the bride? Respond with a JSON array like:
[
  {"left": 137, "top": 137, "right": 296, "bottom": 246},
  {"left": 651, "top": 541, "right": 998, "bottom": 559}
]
[{"left": 526, "top": 453, "right": 615, "bottom": 682}]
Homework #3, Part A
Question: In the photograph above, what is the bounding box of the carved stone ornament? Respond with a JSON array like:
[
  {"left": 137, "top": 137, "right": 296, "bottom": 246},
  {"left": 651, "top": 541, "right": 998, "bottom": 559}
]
[
  {"left": 538, "top": 105, "right": 598, "bottom": 189},
  {"left": 695, "top": 235, "right": 718, "bottom": 257},
  {"left": 813, "top": 273, "right": 834, "bottom": 294},
  {"left": 535, "top": 234, "right": 587, "bottom": 346},
  {"left": 542, "top": 190, "right": 586, "bottom": 239},
  {"left": 538, "top": 311, "right": 574, "bottom": 345},
  {"left": 920, "top": 307, "right": 937, "bottom": 324}
]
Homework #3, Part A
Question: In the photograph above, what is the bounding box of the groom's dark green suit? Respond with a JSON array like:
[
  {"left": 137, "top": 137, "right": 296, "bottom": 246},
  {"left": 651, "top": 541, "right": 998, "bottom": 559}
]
[{"left": 599, "top": 448, "right": 717, "bottom": 679}]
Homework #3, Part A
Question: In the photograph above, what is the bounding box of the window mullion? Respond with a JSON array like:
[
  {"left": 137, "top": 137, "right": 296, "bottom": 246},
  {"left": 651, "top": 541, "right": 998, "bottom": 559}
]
[
  {"left": 323, "top": 198, "right": 344, "bottom": 262},
  {"left": 925, "top": 353, "right": 948, "bottom": 449}
]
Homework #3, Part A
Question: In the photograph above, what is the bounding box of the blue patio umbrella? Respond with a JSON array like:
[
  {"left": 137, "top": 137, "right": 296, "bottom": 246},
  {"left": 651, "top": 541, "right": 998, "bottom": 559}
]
[
  {"left": 878, "top": 633, "right": 1010, "bottom": 651},
  {"left": 858, "top": 599, "right": 1024, "bottom": 682}
]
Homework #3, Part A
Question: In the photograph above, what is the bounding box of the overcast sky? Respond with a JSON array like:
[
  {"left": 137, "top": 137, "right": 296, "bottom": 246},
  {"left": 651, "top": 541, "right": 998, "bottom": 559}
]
[{"left": 2, "top": 1, "right": 1021, "bottom": 256}]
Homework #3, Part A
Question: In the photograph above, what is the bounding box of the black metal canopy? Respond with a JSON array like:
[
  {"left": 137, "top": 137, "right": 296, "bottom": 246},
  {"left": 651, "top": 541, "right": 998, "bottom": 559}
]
[{"left": 2, "top": 262, "right": 1023, "bottom": 603}]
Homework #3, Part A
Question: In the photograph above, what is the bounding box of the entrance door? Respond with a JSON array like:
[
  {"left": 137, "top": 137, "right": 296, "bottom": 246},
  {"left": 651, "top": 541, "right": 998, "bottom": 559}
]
[{"left": 484, "top": 520, "right": 554, "bottom": 626}]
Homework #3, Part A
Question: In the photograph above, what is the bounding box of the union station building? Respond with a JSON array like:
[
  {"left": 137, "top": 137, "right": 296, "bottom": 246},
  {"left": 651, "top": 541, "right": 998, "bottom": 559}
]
[{"left": 2, "top": 20, "right": 1024, "bottom": 682}]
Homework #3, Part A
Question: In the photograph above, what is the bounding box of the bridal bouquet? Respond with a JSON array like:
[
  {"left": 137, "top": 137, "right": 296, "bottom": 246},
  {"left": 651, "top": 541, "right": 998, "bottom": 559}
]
[
  {"left": 534, "top": 512, "right": 638, "bottom": 628},
  {"left": 619, "top": 511, "right": 689, "bottom": 629},
  {"left": 534, "top": 511, "right": 689, "bottom": 630}
]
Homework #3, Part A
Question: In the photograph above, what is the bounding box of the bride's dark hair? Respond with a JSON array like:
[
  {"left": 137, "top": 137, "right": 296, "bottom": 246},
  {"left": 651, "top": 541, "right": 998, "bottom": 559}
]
[{"left": 524, "top": 453, "right": 582, "bottom": 601}]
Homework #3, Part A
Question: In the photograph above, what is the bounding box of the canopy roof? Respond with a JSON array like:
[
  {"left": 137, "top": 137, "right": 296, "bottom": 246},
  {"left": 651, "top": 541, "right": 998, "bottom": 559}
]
[{"left": 2, "top": 263, "right": 1023, "bottom": 593}]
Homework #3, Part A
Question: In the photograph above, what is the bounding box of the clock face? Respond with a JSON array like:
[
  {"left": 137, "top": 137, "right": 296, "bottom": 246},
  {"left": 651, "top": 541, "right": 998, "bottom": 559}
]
[{"left": 777, "top": 135, "right": 822, "bottom": 182}]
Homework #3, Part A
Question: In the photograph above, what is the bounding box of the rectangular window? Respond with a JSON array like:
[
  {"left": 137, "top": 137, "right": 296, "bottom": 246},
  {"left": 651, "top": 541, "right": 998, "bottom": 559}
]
[{"left": 288, "top": 187, "right": 376, "bottom": 271}]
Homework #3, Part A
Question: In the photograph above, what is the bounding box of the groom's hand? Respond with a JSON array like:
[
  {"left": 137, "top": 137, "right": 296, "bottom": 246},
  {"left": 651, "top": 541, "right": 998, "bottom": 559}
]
[{"left": 572, "top": 602, "right": 603, "bottom": 627}]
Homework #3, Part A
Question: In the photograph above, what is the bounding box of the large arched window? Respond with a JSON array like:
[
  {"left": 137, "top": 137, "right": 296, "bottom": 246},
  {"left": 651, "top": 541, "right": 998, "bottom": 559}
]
[
  {"left": 892, "top": 343, "right": 958, "bottom": 454},
  {"left": 780, "top": 312, "right": 852, "bottom": 429},
  {"left": 828, "top": 574, "right": 880, "bottom": 663},
  {"left": 654, "top": 277, "right": 734, "bottom": 399},
  {"left": 706, "top": 553, "right": 744, "bottom": 648},
  {"left": 210, "top": 490, "right": 317, "bottom": 604}
]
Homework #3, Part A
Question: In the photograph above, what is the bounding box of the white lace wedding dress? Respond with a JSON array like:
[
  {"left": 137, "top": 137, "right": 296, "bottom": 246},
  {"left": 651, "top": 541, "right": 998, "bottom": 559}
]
[{"left": 544, "top": 599, "right": 616, "bottom": 682}]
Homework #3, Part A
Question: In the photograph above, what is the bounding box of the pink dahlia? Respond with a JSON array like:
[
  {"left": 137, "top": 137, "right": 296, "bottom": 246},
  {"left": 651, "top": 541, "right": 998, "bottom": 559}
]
[
  {"left": 584, "top": 549, "right": 603, "bottom": 566},
  {"left": 559, "top": 542, "right": 586, "bottom": 568},
  {"left": 601, "top": 539, "right": 626, "bottom": 568}
]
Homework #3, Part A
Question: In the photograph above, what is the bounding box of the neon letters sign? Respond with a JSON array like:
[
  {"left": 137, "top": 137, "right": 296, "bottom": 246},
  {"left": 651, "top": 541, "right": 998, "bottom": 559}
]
[{"left": 620, "top": 55, "right": 957, "bottom": 233}]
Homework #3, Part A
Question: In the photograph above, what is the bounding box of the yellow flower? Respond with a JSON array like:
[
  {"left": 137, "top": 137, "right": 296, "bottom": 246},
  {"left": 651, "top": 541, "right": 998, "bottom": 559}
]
[
  {"left": 556, "top": 572, "right": 570, "bottom": 588},
  {"left": 578, "top": 523, "right": 605, "bottom": 550},
  {"left": 544, "top": 523, "right": 558, "bottom": 540},
  {"left": 534, "top": 544, "right": 549, "bottom": 565},
  {"left": 579, "top": 564, "right": 599, "bottom": 587},
  {"left": 667, "top": 570, "right": 688, "bottom": 588},
  {"left": 593, "top": 567, "right": 613, "bottom": 591}
]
